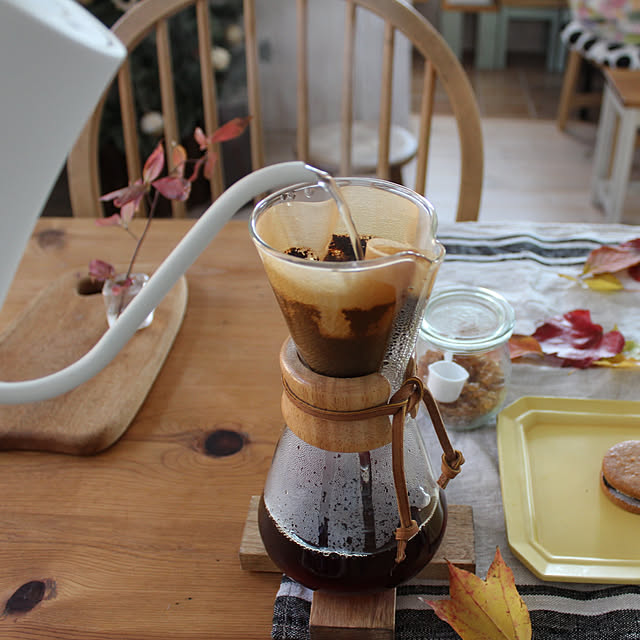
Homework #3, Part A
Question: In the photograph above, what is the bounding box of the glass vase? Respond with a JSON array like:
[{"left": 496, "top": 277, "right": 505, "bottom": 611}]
[{"left": 102, "top": 273, "right": 154, "bottom": 330}]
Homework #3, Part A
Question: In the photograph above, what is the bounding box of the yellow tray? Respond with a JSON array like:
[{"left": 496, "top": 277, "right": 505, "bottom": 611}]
[{"left": 497, "top": 396, "right": 640, "bottom": 584}]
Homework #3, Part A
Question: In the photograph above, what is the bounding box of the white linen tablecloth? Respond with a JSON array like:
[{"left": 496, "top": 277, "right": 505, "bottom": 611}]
[{"left": 272, "top": 222, "right": 640, "bottom": 640}]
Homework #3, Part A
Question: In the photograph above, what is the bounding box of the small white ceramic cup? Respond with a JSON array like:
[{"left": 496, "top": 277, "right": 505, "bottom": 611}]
[{"left": 426, "top": 360, "right": 469, "bottom": 403}]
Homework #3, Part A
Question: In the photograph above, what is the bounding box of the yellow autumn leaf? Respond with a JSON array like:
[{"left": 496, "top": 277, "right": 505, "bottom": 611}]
[
  {"left": 558, "top": 272, "right": 624, "bottom": 290},
  {"left": 583, "top": 273, "right": 624, "bottom": 291},
  {"left": 423, "top": 547, "right": 531, "bottom": 640},
  {"left": 594, "top": 340, "right": 640, "bottom": 368},
  {"left": 593, "top": 356, "right": 640, "bottom": 368}
]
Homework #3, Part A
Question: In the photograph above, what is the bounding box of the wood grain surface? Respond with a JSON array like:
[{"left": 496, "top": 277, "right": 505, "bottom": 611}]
[
  {"left": 0, "top": 219, "right": 288, "bottom": 639},
  {"left": 0, "top": 219, "right": 472, "bottom": 639}
]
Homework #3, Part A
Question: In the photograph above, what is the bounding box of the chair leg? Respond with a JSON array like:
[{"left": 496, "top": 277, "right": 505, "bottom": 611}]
[
  {"left": 591, "top": 86, "right": 617, "bottom": 207},
  {"left": 390, "top": 164, "right": 404, "bottom": 186},
  {"left": 556, "top": 48, "right": 582, "bottom": 131},
  {"left": 475, "top": 11, "right": 499, "bottom": 70},
  {"left": 607, "top": 110, "right": 637, "bottom": 222},
  {"left": 545, "top": 10, "right": 560, "bottom": 73},
  {"left": 494, "top": 8, "right": 509, "bottom": 70}
]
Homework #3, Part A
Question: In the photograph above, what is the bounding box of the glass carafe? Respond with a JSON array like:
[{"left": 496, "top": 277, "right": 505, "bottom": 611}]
[{"left": 250, "top": 178, "right": 447, "bottom": 592}]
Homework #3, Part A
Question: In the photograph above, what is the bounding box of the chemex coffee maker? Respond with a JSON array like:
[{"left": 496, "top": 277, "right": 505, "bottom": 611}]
[{"left": 249, "top": 175, "right": 464, "bottom": 595}]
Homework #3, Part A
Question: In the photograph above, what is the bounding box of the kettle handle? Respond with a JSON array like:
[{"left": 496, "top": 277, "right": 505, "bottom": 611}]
[{"left": 0, "top": 161, "right": 320, "bottom": 404}]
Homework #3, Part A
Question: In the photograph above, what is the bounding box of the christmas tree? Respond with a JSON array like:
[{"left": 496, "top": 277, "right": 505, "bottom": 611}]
[{"left": 80, "top": 0, "right": 248, "bottom": 198}]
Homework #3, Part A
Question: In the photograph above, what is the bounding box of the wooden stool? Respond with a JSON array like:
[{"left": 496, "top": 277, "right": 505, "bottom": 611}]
[
  {"left": 591, "top": 69, "right": 640, "bottom": 223},
  {"left": 556, "top": 49, "right": 604, "bottom": 132},
  {"left": 439, "top": 1, "right": 500, "bottom": 71}
]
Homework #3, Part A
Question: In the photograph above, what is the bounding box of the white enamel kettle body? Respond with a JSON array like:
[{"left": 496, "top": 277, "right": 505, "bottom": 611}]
[{"left": 0, "top": 0, "right": 321, "bottom": 404}]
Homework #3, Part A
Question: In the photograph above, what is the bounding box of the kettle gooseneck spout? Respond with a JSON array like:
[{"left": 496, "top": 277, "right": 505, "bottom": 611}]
[{"left": 0, "top": 162, "right": 320, "bottom": 405}]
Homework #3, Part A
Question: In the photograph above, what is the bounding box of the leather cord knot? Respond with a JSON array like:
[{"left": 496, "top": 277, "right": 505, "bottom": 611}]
[
  {"left": 389, "top": 376, "right": 424, "bottom": 419},
  {"left": 395, "top": 519, "right": 419, "bottom": 563},
  {"left": 440, "top": 449, "right": 465, "bottom": 489}
]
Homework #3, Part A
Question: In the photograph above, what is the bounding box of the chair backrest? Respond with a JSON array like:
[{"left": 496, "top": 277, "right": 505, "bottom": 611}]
[{"left": 67, "top": 0, "right": 483, "bottom": 222}]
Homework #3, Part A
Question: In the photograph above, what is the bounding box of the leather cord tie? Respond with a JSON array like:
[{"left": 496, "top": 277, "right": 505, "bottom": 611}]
[{"left": 282, "top": 375, "right": 464, "bottom": 564}]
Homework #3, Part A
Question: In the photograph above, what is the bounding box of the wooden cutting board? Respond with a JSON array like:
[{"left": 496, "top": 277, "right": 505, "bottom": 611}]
[{"left": 0, "top": 267, "right": 187, "bottom": 455}]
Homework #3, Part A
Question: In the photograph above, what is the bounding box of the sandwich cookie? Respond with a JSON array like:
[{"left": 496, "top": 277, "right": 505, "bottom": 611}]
[{"left": 600, "top": 440, "right": 640, "bottom": 515}]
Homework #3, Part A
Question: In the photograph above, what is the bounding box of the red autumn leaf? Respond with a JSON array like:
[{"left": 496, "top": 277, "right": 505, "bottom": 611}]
[
  {"left": 152, "top": 176, "right": 191, "bottom": 201},
  {"left": 88, "top": 259, "right": 115, "bottom": 282},
  {"left": 142, "top": 141, "right": 165, "bottom": 183},
  {"left": 209, "top": 116, "right": 251, "bottom": 143},
  {"left": 508, "top": 335, "right": 543, "bottom": 359},
  {"left": 95, "top": 213, "right": 122, "bottom": 227},
  {"left": 583, "top": 240, "right": 640, "bottom": 275},
  {"left": 531, "top": 309, "right": 625, "bottom": 368},
  {"left": 171, "top": 144, "right": 188, "bottom": 177},
  {"left": 119, "top": 201, "right": 137, "bottom": 225},
  {"left": 423, "top": 547, "right": 531, "bottom": 640},
  {"left": 100, "top": 180, "right": 146, "bottom": 210}
]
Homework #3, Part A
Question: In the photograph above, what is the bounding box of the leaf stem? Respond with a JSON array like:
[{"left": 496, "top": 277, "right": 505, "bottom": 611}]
[
  {"left": 125, "top": 190, "right": 158, "bottom": 281},
  {"left": 116, "top": 189, "right": 159, "bottom": 317}
]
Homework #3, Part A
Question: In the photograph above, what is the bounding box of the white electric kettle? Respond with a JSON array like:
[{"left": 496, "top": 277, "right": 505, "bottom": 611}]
[{"left": 0, "top": 0, "right": 321, "bottom": 404}]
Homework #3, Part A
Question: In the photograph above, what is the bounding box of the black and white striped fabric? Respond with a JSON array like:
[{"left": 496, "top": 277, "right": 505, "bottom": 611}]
[
  {"left": 269, "top": 223, "right": 640, "bottom": 640},
  {"left": 436, "top": 230, "right": 603, "bottom": 265},
  {"left": 272, "top": 578, "right": 640, "bottom": 640},
  {"left": 561, "top": 19, "right": 640, "bottom": 69}
]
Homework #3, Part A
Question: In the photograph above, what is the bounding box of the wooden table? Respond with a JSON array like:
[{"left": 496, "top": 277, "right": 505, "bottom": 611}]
[{"left": 0, "top": 218, "right": 287, "bottom": 639}]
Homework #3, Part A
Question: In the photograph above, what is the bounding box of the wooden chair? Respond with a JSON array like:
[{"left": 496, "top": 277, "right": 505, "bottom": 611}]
[{"left": 67, "top": 0, "right": 483, "bottom": 222}]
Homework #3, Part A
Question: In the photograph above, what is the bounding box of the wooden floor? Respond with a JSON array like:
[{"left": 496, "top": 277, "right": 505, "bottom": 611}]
[
  {"left": 43, "top": 53, "right": 639, "bottom": 225},
  {"left": 411, "top": 52, "right": 640, "bottom": 225},
  {"left": 416, "top": 52, "right": 571, "bottom": 120}
]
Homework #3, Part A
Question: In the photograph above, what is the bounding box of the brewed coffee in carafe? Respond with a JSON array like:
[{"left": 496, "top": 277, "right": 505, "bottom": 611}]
[{"left": 250, "top": 176, "right": 448, "bottom": 592}]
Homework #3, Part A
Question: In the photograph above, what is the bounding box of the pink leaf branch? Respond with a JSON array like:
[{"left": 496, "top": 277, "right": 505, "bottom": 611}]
[{"left": 89, "top": 117, "right": 251, "bottom": 317}]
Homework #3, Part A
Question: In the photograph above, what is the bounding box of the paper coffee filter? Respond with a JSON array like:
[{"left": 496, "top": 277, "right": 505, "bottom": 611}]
[
  {"left": 254, "top": 197, "right": 339, "bottom": 259},
  {"left": 251, "top": 179, "right": 443, "bottom": 376},
  {"left": 335, "top": 185, "right": 421, "bottom": 246},
  {"left": 254, "top": 183, "right": 435, "bottom": 259},
  {"left": 260, "top": 249, "right": 410, "bottom": 310},
  {"left": 256, "top": 184, "right": 438, "bottom": 338}
]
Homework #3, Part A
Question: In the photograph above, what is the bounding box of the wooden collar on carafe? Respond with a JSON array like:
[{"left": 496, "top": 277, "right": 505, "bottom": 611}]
[{"left": 279, "top": 338, "right": 465, "bottom": 563}]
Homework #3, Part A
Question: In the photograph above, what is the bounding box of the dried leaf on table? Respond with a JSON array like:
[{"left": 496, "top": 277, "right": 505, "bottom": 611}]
[
  {"left": 531, "top": 310, "right": 625, "bottom": 368},
  {"left": 508, "top": 335, "right": 543, "bottom": 359},
  {"left": 583, "top": 241, "right": 640, "bottom": 276},
  {"left": 582, "top": 273, "right": 624, "bottom": 291},
  {"left": 558, "top": 272, "right": 624, "bottom": 291},
  {"left": 509, "top": 310, "right": 626, "bottom": 369},
  {"left": 560, "top": 239, "right": 640, "bottom": 290},
  {"left": 594, "top": 341, "right": 640, "bottom": 368},
  {"left": 423, "top": 547, "right": 531, "bottom": 640}
]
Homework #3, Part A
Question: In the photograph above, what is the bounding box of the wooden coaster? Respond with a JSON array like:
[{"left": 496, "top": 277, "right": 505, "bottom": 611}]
[{"left": 239, "top": 496, "right": 475, "bottom": 580}]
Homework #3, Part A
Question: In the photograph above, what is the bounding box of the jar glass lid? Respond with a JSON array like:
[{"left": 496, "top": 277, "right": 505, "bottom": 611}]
[{"left": 420, "top": 286, "right": 515, "bottom": 353}]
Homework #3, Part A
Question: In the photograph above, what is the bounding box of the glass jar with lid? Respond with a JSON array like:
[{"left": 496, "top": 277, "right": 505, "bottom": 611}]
[{"left": 417, "top": 286, "right": 515, "bottom": 431}]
